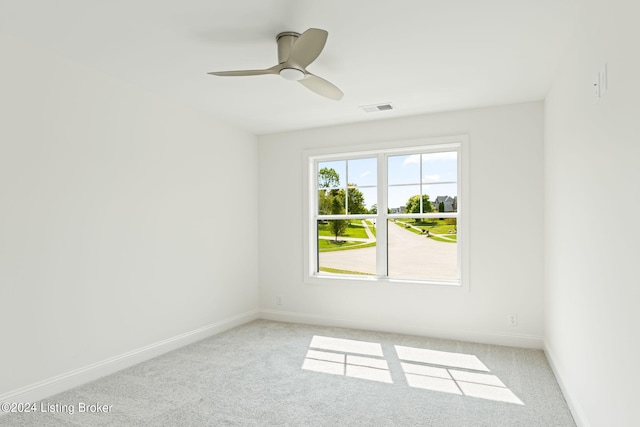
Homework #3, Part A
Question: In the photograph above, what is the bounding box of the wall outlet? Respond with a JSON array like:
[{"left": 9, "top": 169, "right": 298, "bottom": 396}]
[
  {"left": 276, "top": 296, "right": 282, "bottom": 306},
  {"left": 508, "top": 314, "right": 518, "bottom": 326}
]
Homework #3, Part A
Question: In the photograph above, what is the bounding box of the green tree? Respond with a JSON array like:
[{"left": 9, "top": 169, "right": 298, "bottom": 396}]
[
  {"left": 346, "top": 185, "right": 367, "bottom": 214},
  {"left": 329, "top": 196, "right": 348, "bottom": 241},
  {"left": 318, "top": 189, "right": 332, "bottom": 215},
  {"left": 370, "top": 204, "right": 377, "bottom": 214},
  {"left": 438, "top": 201, "right": 445, "bottom": 212},
  {"left": 405, "top": 194, "right": 434, "bottom": 214},
  {"left": 318, "top": 167, "right": 340, "bottom": 189},
  {"left": 318, "top": 168, "right": 342, "bottom": 215}
]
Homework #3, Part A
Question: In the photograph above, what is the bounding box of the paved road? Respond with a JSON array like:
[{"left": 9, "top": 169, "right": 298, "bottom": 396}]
[{"left": 319, "top": 220, "right": 457, "bottom": 280}]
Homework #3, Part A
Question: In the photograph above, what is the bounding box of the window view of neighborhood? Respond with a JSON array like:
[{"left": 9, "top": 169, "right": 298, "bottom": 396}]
[{"left": 315, "top": 151, "right": 459, "bottom": 281}]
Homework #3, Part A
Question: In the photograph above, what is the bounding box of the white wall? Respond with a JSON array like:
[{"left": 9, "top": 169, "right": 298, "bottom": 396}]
[
  {"left": 544, "top": 1, "right": 640, "bottom": 426},
  {"left": 258, "top": 102, "right": 545, "bottom": 347},
  {"left": 0, "top": 34, "right": 259, "bottom": 398}
]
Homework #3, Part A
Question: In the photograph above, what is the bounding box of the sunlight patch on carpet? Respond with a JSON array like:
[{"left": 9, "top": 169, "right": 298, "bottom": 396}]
[
  {"left": 309, "top": 335, "right": 383, "bottom": 357},
  {"left": 300, "top": 336, "right": 523, "bottom": 404},
  {"left": 396, "top": 345, "right": 523, "bottom": 405},
  {"left": 302, "top": 335, "right": 392, "bottom": 384},
  {"left": 395, "top": 345, "right": 489, "bottom": 372}
]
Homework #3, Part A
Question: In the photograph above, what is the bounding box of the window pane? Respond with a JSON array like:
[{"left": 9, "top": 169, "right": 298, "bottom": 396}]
[
  {"left": 424, "top": 184, "right": 458, "bottom": 213},
  {"left": 388, "top": 185, "right": 420, "bottom": 213},
  {"left": 318, "top": 160, "right": 345, "bottom": 188},
  {"left": 387, "top": 218, "right": 458, "bottom": 280},
  {"left": 318, "top": 189, "right": 346, "bottom": 215},
  {"left": 388, "top": 155, "right": 420, "bottom": 185},
  {"left": 318, "top": 187, "right": 377, "bottom": 215},
  {"left": 347, "top": 158, "right": 377, "bottom": 187},
  {"left": 421, "top": 151, "right": 458, "bottom": 183},
  {"left": 318, "top": 220, "right": 376, "bottom": 276},
  {"left": 347, "top": 186, "right": 377, "bottom": 214}
]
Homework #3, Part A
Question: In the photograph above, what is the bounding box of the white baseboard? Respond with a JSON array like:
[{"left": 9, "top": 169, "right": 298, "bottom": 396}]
[
  {"left": 543, "top": 344, "right": 589, "bottom": 427},
  {"left": 259, "top": 308, "right": 543, "bottom": 349},
  {"left": 0, "top": 309, "right": 259, "bottom": 406}
]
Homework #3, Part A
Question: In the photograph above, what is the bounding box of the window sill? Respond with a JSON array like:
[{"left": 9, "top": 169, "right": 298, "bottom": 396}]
[{"left": 306, "top": 273, "right": 462, "bottom": 288}]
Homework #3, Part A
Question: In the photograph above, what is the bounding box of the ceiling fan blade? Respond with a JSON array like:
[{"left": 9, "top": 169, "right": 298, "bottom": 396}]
[
  {"left": 299, "top": 73, "right": 343, "bottom": 101},
  {"left": 287, "top": 28, "right": 328, "bottom": 68},
  {"left": 208, "top": 64, "right": 280, "bottom": 77}
]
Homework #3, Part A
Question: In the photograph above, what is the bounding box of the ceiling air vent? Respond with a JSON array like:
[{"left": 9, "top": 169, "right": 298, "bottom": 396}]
[{"left": 359, "top": 103, "right": 394, "bottom": 113}]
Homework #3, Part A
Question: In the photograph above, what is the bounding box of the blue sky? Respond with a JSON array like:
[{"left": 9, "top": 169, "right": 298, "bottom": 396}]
[{"left": 318, "top": 152, "right": 457, "bottom": 210}]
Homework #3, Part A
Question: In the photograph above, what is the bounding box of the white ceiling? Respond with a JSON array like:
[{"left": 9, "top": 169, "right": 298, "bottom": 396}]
[{"left": 0, "top": 0, "right": 577, "bottom": 135}]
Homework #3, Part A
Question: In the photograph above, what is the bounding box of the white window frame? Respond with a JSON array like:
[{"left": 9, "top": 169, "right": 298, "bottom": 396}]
[{"left": 303, "top": 135, "right": 469, "bottom": 289}]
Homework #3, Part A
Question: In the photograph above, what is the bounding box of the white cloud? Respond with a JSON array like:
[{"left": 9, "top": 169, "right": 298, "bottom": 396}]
[
  {"left": 423, "top": 174, "right": 441, "bottom": 182},
  {"left": 360, "top": 171, "right": 372, "bottom": 177},
  {"left": 402, "top": 154, "right": 421, "bottom": 165}
]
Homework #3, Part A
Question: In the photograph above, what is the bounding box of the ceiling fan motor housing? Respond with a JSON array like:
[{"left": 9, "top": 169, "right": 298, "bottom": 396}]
[
  {"left": 276, "top": 31, "right": 300, "bottom": 64},
  {"left": 276, "top": 32, "right": 306, "bottom": 81}
]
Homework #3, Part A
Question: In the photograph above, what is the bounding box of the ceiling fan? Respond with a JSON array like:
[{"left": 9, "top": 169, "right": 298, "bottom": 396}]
[{"left": 208, "top": 28, "right": 343, "bottom": 101}]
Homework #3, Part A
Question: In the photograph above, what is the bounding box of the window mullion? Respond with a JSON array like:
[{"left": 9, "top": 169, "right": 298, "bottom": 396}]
[
  {"left": 311, "top": 159, "right": 319, "bottom": 274},
  {"left": 344, "top": 161, "right": 349, "bottom": 214},
  {"left": 419, "top": 154, "right": 423, "bottom": 213},
  {"left": 377, "top": 152, "right": 388, "bottom": 277}
]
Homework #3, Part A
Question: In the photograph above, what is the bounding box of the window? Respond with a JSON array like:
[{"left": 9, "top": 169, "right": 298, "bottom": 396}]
[{"left": 306, "top": 136, "right": 465, "bottom": 285}]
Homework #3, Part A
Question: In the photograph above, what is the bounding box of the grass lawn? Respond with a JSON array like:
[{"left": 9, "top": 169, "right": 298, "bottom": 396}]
[
  {"left": 318, "top": 220, "right": 369, "bottom": 239},
  {"left": 431, "top": 235, "right": 457, "bottom": 243},
  {"left": 392, "top": 218, "right": 457, "bottom": 242},
  {"left": 318, "top": 239, "right": 376, "bottom": 252},
  {"left": 319, "top": 267, "right": 375, "bottom": 276}
]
